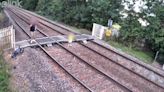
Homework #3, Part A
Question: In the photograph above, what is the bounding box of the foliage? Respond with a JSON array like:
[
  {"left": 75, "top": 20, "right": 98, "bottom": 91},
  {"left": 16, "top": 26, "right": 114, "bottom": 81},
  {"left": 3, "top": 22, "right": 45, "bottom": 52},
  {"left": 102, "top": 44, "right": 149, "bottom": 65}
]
[
  {"left": 22, "top": 0, "right": 39, "bottom": 11},
  {"left": 0, "top": 55, "right": 10, "bottom": 92},
  {"left": 157, "top": 53, "right": 164, "bottom": 64},
  {"left": 143, "top": 0, "right": 164, "bottom": 63},
  {"left": 118, "top": 0, "right": 164, "bottom": 63},
  {"left": 35, "top": 0, "right": 123, "bottom": 29},
  {"left": 0, "top": 0, "right": 6, "bottom": 11},
  {"left": 119, "top": 12, "right": 144, "bottom": 46}
]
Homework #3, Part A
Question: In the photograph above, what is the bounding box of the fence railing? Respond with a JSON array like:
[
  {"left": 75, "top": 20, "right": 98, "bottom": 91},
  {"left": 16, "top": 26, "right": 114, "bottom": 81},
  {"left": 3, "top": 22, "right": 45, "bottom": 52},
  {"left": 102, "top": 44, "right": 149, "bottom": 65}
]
[{"left": 0, "top": 25, "right": 15, "bottom": 51}]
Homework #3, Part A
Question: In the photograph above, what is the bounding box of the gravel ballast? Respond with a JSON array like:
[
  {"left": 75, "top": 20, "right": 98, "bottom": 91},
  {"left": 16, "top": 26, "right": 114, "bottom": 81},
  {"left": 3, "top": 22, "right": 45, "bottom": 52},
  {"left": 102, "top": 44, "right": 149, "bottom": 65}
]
[{"left": 4, "top": 48, "right": 77, "bottom": 92}]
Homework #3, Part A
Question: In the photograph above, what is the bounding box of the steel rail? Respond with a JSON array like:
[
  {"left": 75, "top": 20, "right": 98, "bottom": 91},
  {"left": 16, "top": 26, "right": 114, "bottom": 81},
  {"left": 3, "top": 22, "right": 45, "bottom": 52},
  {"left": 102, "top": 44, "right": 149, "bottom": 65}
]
[
  {"left": 12, "top": 7, "right": 78, "bottom": 35},
  {"left": 91, "top": 40, "right": 164, "bottom": 78},
  {"left": 5, "top": 9, "right": 93, "bottom": 92},
  {"left": 13, "top": 9, "right": 64, "bottom": 35},
  {"left": 11, "top": 7, "right": 164, "bottom": 89},
  {"left": 78, "top": 42, "right": 164, "bottom": 89},
  {"left": 4, "top": 9, "right": 30, "bottom": 39},
  {"left": 6, "top": 8, "right": 50, "bottom": 37}
]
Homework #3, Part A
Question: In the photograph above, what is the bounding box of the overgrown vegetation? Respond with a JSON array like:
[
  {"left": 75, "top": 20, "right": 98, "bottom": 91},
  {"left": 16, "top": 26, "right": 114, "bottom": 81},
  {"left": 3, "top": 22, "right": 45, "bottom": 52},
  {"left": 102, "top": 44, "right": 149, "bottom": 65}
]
[
  {"left": 108, "top": 40, "right": 154, "bottom": 63},
  {"left": 0, "top": 54, "right": 10, "bottom": 92},
  {"left": 22, "top": 0, "right": 164, "bottom": 64},
  {"left": 0, "top": 7, "right": 10, "bottom": 91}
]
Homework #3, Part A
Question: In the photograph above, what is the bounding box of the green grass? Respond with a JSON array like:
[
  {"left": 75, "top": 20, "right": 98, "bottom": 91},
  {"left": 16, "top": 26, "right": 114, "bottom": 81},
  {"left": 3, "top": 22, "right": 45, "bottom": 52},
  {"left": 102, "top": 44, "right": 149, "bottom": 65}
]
[
  {"left": 0, "top": 54, "right": 10, "bottom": 92},
  {"left": 108, "top": 40, "right": 154, "bottom": 64},
  {"left": 0, "top": 12, "right": 11, "bottom": 92}
]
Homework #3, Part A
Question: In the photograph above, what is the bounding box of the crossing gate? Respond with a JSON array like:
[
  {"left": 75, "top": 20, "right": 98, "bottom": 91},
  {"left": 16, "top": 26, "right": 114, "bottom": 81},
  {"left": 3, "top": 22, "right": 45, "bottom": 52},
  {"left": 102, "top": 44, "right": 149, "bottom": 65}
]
[{"left": 0, "top": 25, "right": 15, "bottom": 51}]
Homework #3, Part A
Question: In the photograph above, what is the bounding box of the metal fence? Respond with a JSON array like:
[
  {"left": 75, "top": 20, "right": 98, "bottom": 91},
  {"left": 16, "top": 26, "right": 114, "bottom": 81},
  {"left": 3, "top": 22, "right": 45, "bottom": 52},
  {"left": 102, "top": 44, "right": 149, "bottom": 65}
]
[{"left": 0, "top": 25, "right": 15, "bottom": 51}]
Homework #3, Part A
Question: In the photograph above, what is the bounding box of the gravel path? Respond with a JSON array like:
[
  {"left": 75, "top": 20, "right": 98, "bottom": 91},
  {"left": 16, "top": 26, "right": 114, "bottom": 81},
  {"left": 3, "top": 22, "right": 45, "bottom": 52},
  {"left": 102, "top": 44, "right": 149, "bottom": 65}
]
[{"left": 4, "top": 48, "right": 75, "bottom": 92}]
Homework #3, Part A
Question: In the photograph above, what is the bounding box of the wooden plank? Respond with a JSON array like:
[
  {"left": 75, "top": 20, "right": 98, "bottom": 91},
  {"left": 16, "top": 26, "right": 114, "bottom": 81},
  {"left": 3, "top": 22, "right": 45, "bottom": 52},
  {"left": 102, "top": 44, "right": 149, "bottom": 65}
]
[{"left": 16, "top": 34, "right": 94, "bottom": 48}]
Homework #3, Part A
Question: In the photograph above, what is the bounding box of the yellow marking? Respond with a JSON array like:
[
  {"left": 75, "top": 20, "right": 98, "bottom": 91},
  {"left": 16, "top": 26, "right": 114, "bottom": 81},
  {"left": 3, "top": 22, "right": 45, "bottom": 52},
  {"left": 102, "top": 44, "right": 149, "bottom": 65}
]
[
  {"left": 68, "top": 34, "right": 75, "bottom": 43},
  {"left": 105, "top": 28, "right": 112, "bottom": 37},
  {"left": 112, "top": 23, "right": 121, "bottom": 30}
]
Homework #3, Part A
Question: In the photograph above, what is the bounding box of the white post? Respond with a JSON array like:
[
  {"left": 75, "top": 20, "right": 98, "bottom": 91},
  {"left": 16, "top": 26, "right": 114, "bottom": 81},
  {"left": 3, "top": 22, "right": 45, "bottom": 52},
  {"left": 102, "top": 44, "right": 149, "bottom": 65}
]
[
  {"left": 13, "top": 25, "right": 15, "bottom": 49},
  {"left": 13, "top": 29, "right": 15, "bottom": 49},
  {"left": 11, "top": 25, "right": 15, "bottom": 49},
  {"left": 11, "top": 26, "right": 13, "bottom": 48},
  {"left": 14, "top": 29, "right": 15, "bottom": 49},
  {"left": 153, "top": 51, "right": 159, "bottom": 62}
]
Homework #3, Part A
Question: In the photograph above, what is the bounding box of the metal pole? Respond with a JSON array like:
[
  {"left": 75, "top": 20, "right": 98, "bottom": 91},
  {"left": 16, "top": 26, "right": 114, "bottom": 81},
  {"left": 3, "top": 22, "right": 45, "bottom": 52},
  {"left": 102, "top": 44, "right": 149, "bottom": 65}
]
[{"left": 153, "top": 51, "right": 159, "bottom": 62}]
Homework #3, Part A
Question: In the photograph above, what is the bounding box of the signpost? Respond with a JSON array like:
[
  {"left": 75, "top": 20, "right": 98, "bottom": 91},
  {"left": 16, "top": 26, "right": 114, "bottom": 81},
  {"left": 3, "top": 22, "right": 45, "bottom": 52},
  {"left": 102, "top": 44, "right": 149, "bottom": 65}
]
[
  {"left": 92, "top": 23, "right": 107, "bottom": 39},
  {"left": 108, "top": 19, "right": 113, "bottom": 28},
  {"left": 92, "top": 21, "right": 121, "bottom": 40}
]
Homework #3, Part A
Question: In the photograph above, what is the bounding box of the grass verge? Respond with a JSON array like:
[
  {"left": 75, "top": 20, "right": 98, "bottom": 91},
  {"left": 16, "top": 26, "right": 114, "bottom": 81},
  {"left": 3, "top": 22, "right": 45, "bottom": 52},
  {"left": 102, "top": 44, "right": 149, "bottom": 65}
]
[
  {"left": 0, "top": 54, "right": 10, "bottom": 92},
  {"left": 107, "top": 40, "right": 154, "bottom": 64}
]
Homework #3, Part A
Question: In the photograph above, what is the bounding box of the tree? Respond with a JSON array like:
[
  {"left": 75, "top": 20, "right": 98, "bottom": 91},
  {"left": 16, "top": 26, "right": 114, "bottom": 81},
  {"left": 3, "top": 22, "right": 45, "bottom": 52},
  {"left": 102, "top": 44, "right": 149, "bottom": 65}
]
[
  {"left": 35, "top": 0, "right": 123, "bottom": 29},
  {"left": 143, "top": 0, "right": 164, "bottom": 63},
  {"left": 119, "top": 0, "right": 164, "bottom": 63},
  {"left": 119, "top": 0, "right": 145, "bottom": 47},
  {"left": 22, "top": 0, "right": 39, "bottom": 11}
]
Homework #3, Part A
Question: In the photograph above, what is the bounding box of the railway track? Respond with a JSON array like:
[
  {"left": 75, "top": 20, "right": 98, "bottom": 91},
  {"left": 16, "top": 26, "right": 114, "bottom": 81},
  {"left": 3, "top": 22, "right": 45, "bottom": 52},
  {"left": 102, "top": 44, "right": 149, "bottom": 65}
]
[
  {"left": 4, "top": 6, "right": 164, "bottom": 92},
  {"left": 14, "top": 6, "right": 164, "bottom": 80},
  {"left": 5, "top": 7, "right": 132, "bottom": 92},
  {"left": 12, "top": 6, "right": 164, "bottom": 77},
  {"left": 11, "top": 6, "right": 164, "bottom": 88},
  {"left": 18, "top": 9, "right": 164, "bottom": 80},
  {"left": 10, "top": 7, "right": 164, "bottom": 75},
  {"left": 5, "top": 8, "right": 131, "bottom": 92}
]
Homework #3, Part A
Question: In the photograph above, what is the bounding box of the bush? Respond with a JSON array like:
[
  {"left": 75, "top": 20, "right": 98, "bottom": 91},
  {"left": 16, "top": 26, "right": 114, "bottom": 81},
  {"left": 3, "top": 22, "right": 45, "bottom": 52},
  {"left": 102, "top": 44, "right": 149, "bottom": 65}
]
[
  {"left": 157, "top": 53, "right": 164, "bottom": 64},
  {"left": 0, "top": 54, "right": 10, "bottom": 92},
  {"left": 35, "top": 0, "right": 123, "bottom": 29}
]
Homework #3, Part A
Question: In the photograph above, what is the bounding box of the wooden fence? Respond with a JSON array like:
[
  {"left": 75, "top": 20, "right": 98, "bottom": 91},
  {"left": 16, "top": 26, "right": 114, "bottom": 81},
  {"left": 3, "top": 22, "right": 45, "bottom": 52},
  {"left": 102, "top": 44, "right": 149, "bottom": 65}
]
[{"left": 0, "top": 25, "right": 15, "bottom": 51}]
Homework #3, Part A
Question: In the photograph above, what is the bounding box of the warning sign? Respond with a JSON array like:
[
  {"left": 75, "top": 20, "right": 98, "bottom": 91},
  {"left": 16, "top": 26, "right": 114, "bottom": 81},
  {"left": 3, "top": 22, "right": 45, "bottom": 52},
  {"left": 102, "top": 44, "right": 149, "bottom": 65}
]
[
  {"left": 92, "top": 23, "right": 107, "bottom": 39},
  {"left": 105, "top": 28, "right": 112, "bottom": 37}
]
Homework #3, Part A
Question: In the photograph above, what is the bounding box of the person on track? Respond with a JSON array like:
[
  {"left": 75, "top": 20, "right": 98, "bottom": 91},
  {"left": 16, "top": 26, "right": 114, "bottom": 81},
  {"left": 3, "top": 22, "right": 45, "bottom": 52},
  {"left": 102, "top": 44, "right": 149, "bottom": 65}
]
[
  {"left": 11, "top": 46, "right": 24, "bottom": 59},
  {"left": 30, "top": 18, "right": 38, "bottom": 43}
]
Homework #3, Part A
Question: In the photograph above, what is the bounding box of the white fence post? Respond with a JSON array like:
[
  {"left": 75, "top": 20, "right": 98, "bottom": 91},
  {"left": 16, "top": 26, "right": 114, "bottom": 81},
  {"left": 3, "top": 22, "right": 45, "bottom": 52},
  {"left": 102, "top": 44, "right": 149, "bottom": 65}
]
[
  {"left": 11, "top": 25, "right": 15, "bottom": 49},
  {"left": 0, "top": 25, "right": 15, "bottom": 50}
]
